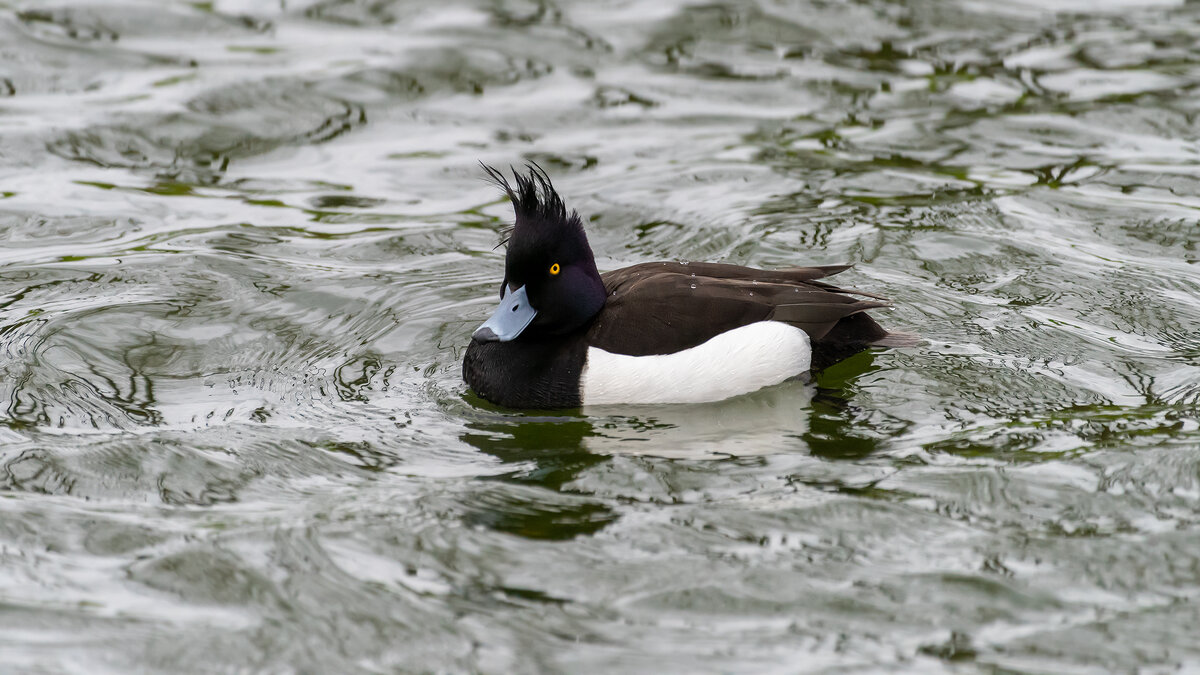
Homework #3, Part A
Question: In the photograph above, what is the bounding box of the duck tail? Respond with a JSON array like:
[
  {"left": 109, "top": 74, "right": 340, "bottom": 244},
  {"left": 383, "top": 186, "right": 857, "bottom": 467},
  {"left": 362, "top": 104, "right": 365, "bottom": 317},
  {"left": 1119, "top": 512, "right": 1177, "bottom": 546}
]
[{"left": 872, "top": 331, "right": 921, "bottom": 348}]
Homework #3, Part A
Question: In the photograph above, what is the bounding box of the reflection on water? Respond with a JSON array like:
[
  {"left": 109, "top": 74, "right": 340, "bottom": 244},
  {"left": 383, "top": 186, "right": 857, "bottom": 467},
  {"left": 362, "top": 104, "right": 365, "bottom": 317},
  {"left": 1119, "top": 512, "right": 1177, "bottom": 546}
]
[{"left": 1, "top": 0, "right": 1200, "bottom": 672}]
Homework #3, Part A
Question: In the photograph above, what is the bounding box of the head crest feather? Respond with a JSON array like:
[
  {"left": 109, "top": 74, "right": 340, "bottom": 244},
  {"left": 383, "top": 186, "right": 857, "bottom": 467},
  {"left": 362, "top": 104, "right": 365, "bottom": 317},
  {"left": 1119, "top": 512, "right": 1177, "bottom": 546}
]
[{"left": 480, "top": 162, "right": 582, "bottom": 248}]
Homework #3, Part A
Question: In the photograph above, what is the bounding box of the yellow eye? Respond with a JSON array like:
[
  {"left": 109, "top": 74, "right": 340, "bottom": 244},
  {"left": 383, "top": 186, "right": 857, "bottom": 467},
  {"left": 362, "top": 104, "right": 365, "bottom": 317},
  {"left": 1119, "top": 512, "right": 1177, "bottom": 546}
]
[{"left": 549, "top": 263, "right": 560, "bottom": 275}]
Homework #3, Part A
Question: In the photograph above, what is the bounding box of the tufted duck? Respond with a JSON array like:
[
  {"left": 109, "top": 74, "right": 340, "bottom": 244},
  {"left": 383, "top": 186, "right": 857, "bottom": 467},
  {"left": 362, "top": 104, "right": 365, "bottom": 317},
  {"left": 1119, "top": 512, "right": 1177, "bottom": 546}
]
[{"left": 462, "top": 165, "right": 915, "bottom": 409}]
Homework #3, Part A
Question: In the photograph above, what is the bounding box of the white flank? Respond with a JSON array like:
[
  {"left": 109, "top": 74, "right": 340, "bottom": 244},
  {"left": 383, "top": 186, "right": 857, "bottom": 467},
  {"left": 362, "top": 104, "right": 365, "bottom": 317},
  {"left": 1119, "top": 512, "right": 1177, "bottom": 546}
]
[{"left": 580, "top": 321, "right": 812, "bottom": 405}]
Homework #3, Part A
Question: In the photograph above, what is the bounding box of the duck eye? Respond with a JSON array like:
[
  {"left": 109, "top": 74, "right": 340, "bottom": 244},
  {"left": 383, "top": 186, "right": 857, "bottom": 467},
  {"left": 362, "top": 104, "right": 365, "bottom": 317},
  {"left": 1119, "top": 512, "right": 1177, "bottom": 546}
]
[{"left": 549, "top": 263, "right": 560, "bottom": 276}]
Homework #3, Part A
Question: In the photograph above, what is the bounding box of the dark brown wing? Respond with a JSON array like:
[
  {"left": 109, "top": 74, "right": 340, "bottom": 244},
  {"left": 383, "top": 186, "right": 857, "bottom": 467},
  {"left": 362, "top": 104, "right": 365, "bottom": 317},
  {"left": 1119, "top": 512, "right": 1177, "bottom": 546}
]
[
  {"left": 605, "top": 261, "right": 854, "bottom": 284},
  {"left": 588, "top": 263, "right": 890, "bottom": 358}
]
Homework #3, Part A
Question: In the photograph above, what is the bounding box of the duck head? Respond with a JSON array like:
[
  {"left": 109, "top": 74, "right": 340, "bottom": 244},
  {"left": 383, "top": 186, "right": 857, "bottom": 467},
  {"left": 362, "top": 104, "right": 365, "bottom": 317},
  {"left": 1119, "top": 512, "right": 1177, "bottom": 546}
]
[{"left": 472, "top": 165, "right": 606, "bottom": 343}]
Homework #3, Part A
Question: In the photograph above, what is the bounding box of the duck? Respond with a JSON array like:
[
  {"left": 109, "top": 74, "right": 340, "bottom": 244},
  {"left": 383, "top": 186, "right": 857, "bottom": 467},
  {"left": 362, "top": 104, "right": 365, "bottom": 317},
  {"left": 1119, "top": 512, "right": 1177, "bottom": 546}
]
[{"left": 462, "top": 164, "right": 915, "bottom": 409}]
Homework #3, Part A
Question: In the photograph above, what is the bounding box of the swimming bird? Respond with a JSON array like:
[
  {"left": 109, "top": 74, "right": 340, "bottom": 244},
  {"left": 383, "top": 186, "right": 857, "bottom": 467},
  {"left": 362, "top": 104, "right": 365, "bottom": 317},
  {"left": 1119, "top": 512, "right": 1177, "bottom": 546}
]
[{"left": 463, "top": 165, "right": 914, "bottom": 409}]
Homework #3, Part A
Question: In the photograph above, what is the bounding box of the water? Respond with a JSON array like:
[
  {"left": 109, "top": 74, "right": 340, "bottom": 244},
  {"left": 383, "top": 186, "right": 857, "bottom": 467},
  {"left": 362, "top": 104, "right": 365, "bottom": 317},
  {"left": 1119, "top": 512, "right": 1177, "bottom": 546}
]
[{"left": 1, "top": 0, "right": 1199, "bottom": 672}]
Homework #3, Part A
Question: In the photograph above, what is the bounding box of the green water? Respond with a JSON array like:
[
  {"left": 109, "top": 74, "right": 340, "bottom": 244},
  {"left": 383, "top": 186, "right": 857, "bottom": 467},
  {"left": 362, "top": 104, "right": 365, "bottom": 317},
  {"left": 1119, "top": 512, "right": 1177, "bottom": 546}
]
[{"left": 1, "top": 0, "right": 1198, "bottom": 672}]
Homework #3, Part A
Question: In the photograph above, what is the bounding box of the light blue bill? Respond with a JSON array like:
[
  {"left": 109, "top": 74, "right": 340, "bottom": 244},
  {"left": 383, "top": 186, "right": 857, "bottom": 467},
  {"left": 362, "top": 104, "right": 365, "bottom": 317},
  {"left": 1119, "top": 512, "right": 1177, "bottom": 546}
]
[{"left": 472, "top": 285, "right": 537, "bottom": 342}]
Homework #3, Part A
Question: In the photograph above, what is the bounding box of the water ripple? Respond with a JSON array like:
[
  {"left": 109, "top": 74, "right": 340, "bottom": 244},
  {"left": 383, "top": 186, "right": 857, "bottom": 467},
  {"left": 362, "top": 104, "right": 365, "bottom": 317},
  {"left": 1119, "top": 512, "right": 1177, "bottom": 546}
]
[{"left": 2, "top": 0, "right": 1200, "bottom": 672}]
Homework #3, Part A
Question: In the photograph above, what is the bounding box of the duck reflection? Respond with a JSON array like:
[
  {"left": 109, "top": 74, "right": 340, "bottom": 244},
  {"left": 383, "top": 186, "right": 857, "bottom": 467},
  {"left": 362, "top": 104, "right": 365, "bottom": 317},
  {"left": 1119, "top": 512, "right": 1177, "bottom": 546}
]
[
  {"left": 580, "top": 379, "right": 815, "bottom": 458},
  {"left": 462, "top": 409, "right": 607, "bottom": 489},
  {"left": 459, "top": 378, "right": 828, "bottom": 540},
  {"left": 461, "top": 408, "right": 615, "bottom": 540},
  {"left": 806, "top": 350, "right": 884, "bottom": 461}
]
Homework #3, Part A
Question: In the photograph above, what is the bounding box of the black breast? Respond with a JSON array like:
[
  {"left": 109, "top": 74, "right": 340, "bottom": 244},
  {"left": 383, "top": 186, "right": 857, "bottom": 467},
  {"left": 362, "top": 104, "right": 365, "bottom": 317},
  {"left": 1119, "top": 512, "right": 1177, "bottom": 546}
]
[{"left": 462, "top": 334, "right": 590, "bottom": 409}]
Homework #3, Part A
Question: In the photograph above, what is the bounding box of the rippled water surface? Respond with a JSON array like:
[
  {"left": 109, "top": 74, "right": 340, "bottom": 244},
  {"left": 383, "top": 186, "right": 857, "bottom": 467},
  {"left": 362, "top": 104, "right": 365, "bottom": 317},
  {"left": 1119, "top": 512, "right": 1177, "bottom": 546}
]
[{"left": 2, "top": 0, "right": 1200, "bottom": 672}]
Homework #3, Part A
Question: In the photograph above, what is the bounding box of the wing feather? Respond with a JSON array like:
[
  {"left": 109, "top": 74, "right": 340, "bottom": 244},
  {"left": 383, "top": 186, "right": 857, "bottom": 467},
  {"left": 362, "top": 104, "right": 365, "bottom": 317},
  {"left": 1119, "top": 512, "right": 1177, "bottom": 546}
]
[{"left": 588, "top": 265, "right": 894, "bottom": 356}]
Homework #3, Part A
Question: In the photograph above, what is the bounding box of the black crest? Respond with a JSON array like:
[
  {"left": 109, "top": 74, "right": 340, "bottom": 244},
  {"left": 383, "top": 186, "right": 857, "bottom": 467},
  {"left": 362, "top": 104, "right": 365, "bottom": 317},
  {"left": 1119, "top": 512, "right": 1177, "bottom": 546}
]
[{"left": 480, "top": 162, "right": 583, "bottom": 248}]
